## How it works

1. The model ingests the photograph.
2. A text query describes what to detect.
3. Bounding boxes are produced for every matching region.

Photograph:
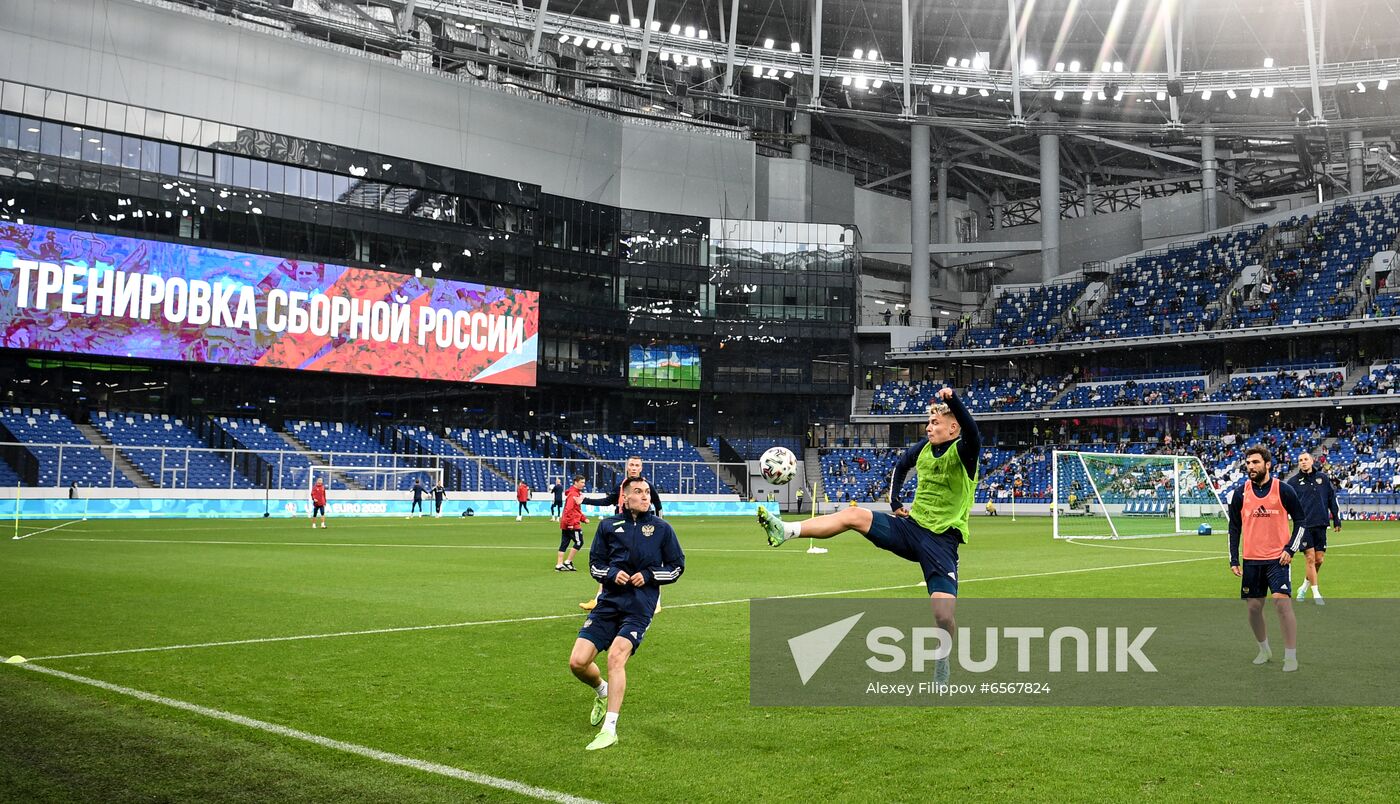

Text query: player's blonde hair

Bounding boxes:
[928,402,951,418]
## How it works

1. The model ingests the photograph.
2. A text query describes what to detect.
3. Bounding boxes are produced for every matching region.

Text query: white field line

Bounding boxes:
[41,537,790,554]
[30,553,1230,662]
[1067,536,1400,556]
[11,520,82,541]
[10,662,599,804]
[1065,539,1219,554]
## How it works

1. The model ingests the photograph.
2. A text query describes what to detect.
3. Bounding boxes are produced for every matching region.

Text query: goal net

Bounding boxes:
[1052,451,1227,540]
[309,465,444,493]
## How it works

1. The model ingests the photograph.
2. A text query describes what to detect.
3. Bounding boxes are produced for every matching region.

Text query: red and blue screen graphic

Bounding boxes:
[0,224,538,385]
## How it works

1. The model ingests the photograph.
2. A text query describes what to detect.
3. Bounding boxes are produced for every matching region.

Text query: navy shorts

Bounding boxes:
[312,504,325,517]
[559,528,583,551]
[1240,559,1292,599]
[578,603,651,654]
[1298,526,1328,552]
[864,512,961,595]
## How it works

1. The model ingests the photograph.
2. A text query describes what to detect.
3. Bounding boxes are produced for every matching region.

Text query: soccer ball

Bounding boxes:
[759,446,798,485]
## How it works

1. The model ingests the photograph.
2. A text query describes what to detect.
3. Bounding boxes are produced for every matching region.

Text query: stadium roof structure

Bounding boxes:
[165,0,1400,206]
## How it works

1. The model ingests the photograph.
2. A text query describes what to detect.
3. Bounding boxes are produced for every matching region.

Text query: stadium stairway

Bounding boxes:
[1041,382,1077,410]
[695,443,742,494]
[1343,363,1376,393]
[802,448,823,498]
[441,432,516,488]
[75,423,151,487]
[566,438,611,464]
[277,429,365,491]
[851,387,875,417]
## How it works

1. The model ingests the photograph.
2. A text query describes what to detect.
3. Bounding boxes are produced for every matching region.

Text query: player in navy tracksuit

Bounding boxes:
[578,455,664,612]
[567,476,684,751]
[1287,451,1341,604]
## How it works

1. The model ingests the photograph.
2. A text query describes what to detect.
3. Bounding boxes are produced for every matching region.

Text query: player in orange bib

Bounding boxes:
[1227,445,1306,672]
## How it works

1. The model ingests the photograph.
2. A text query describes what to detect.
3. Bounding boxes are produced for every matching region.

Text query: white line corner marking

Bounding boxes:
[788,612,864,685]
[13,662,599,804]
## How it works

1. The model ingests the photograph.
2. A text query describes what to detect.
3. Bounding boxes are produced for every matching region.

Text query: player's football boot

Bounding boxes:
[590,695,607,726]
[585,729,618,751]
[758,506,788,547]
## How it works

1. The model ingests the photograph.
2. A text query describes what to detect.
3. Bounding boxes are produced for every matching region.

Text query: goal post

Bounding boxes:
[1052,450,1228,540]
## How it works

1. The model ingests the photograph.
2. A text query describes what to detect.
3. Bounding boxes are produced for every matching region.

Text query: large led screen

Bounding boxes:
[0,224,538,385]
[628,344,700,389]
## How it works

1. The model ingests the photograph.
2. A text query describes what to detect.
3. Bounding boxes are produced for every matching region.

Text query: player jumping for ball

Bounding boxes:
[757,387,979,684]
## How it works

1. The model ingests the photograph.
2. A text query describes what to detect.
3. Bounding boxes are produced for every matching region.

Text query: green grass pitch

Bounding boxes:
[2,514,1398,802]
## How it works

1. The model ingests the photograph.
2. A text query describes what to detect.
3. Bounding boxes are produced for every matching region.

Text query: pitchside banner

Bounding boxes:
[0,224,538,385]
[751,599,1400,706]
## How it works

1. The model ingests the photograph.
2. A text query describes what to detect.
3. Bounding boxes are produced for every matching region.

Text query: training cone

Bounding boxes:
[4,656,27,664]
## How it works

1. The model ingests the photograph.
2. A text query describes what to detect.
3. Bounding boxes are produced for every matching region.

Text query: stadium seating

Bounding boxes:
[1329,423,1400,502]
[963,282,1085,348]
[1068,228,1261,340]
[721,437,803,461]
[1054,377,1208,409]
[1210,369,1346,401]
[1368,293,1400,318]
[97,411,254,489]
[0,457,20,486]
[0,408,135,488]
[908,325,959,351]
[391,425,500,492]
[1229,197,1400,328]
[871,376,1067,415]
[212,417,321,490]
[452,429,557,491]
[818,448,914,503]
[287,420,386,467]
[1353,363,1399,395]
[574,434,723,494]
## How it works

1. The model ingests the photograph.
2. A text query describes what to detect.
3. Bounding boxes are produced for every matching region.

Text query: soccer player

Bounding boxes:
[310,477,327,529]
[556,474,588,572]
[567,477,684,750]
[578,456,665,611]
[757,387,979,684]
[550,478,565,522]
[516,480,531,521]
[1228,445,1307,672]
[409,479,425,519]
[432,481,447,518]
[1288,451,1340,605]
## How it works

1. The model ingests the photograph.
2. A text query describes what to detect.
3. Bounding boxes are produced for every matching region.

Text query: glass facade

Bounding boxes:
[0,79,856,435]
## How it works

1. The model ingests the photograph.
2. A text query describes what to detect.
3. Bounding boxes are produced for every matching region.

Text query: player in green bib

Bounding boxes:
[757,387,979,683]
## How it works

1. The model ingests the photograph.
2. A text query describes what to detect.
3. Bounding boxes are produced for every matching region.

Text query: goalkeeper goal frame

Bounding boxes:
[1051,450,1228,540]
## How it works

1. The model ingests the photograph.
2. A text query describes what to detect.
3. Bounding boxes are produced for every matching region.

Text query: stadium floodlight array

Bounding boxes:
[1051,451,1227,540]
[310,465,444,494]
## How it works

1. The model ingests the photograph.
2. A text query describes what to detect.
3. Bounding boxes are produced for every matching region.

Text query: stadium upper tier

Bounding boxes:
[868,359,1399,416]
[893,192,1400,358]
